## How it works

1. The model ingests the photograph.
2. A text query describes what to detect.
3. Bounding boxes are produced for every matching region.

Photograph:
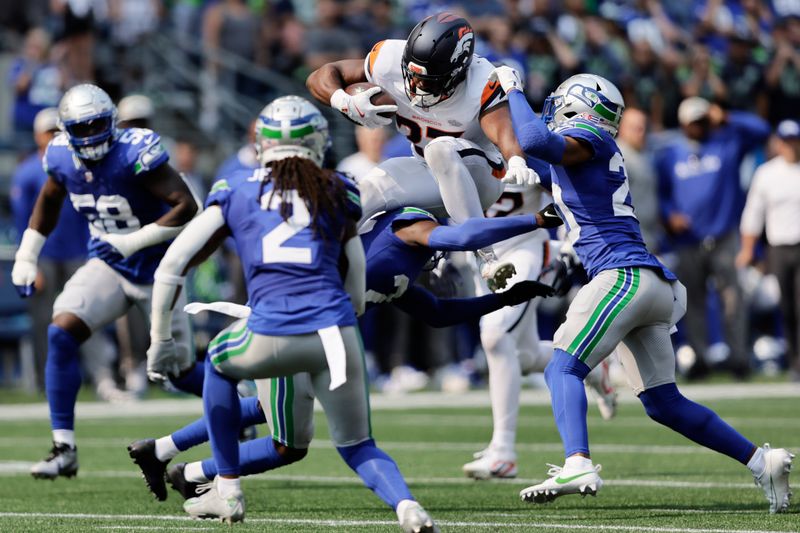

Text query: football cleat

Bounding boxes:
[30,442,78,480]
[167,463,211,500]
[462,449,518,480]
[127,438,169,501]
[753,444,794,514]
[397,499,439,533]
[477,249,516,292]
[585,360,617,421]
[183,477,245,524]
[520,462,603,504]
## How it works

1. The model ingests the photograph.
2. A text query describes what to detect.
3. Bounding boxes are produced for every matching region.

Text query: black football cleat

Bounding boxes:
[128,439,169,501]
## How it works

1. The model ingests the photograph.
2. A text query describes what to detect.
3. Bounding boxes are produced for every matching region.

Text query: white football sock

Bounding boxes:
[52,429,75,448]
[565,455,593,470]
[424,141,484,222]
[747,446,766,477]
[216,476,241,498]
[484,330,520,455]
[154,436,179,462]
[184,461,209,483]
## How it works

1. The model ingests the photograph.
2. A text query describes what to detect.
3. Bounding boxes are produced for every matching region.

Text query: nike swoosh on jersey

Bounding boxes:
[554,471,595,484]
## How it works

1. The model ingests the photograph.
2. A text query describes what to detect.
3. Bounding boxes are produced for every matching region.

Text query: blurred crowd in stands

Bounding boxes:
[1,0,799,399]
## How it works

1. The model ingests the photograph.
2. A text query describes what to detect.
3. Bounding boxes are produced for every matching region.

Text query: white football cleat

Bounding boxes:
[462,449,518,480]
[520,462,603,504]
[183,477,245,524]
[397,500,439,533]
[30,442,78,480]
[477,249,516,292]
[585,360,617,421]
[753,444,794,514]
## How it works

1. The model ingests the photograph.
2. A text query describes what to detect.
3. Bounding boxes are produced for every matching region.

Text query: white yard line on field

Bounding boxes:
[0,463,757,489]
[0,437,796,457]
[0,382,798,421]
[0,512,795,533]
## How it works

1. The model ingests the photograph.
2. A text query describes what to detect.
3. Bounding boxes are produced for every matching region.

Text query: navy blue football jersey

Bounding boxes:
[547,118,675,280]
[43,128,172,283]
[359,207,438,310]
[206,168,361,335]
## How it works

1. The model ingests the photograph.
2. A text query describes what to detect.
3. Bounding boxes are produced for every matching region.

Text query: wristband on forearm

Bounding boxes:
[16,228,46,263]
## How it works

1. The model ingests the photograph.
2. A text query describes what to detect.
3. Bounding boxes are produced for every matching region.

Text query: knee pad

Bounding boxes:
[274,441,308,464]
[544,349,590,387]
[638,383,681,426]
[423,136,460,168]
[480,327,507,355]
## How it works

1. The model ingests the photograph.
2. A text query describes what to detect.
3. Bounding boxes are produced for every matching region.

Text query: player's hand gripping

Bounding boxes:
[146,338,181,384]
[489,65,524,94]
[498,280,555,307]
[535,203,564,229]
[502,155,538,186]
[11,256,37,298]
[330,86,397,129]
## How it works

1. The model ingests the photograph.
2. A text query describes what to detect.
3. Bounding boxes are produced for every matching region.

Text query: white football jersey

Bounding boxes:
[364,39,507,168]
[485,183,550,254]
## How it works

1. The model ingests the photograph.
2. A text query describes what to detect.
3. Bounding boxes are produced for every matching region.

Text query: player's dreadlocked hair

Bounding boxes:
[260,156,347,238]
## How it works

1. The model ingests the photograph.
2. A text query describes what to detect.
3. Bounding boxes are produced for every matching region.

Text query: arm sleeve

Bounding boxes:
[727,111,770,152]
[740,169,767,236]
[393,285,505,328]
[427,214,539,251]
[150,206,226,341]
[342,235,366,316]
[508,90,566,163]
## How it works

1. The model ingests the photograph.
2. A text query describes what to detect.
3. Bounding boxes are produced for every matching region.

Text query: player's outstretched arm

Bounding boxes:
[395,204,562,251]
[490,67,593,166]
[480,103,539,186]
[11,176,68,297]
[393,282,554,328]
[148,206,230,382]
[100,163,199,258]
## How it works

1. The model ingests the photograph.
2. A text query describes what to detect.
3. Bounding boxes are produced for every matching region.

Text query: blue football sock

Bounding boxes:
[544,349,591,458]
[170,361,205,397]
[172,396,266,451]
[337,439,413,510]
[46,325,83,431]
[203,361,240,476]
[639,383,756,464]
[201,437,294,479]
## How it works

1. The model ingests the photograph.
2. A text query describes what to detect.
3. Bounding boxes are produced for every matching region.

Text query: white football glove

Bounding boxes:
[330,87,397,129]
[99,232,135,258]
[489,66,524,94]
[502,155,538,186]
[146,338,181,384]
[11,256,38,297]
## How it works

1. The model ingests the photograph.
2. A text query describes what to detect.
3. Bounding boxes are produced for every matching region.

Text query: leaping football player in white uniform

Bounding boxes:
[307,12,538,291]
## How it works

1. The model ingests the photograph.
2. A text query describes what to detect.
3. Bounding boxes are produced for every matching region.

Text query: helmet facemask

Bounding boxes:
[61,112,117,161]
[401,59,465,109]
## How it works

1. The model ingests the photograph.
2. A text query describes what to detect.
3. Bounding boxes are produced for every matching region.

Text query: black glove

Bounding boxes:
[498,280,555,307]
[538,253,577,297]
[536,203,564,229]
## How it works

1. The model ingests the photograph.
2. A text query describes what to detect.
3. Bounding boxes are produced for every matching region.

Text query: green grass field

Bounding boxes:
[0,391,798,532]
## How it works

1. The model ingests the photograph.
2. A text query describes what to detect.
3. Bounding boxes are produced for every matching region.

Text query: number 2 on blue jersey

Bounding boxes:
[260,190,312,264]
